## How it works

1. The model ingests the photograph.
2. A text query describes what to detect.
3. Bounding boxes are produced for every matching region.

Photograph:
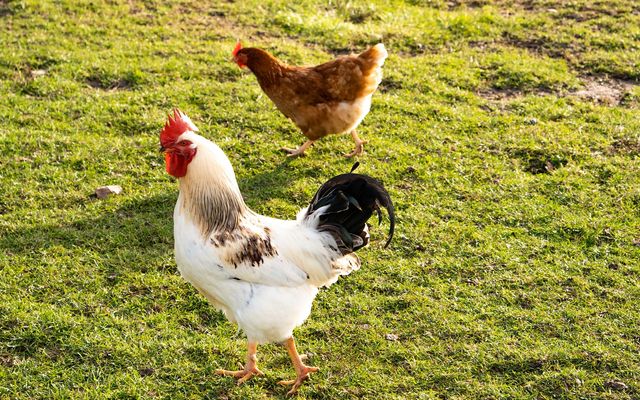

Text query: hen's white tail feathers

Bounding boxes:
[359,43,388,68]
[370,43,388,67]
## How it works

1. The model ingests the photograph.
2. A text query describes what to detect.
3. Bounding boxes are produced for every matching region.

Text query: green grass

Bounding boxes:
[1,0,640,398]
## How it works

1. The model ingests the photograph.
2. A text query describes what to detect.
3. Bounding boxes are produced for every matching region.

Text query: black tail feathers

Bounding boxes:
[306,165,395,254]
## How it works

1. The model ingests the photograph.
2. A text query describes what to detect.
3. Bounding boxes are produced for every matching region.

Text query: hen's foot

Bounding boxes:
[215,365,264,385]
[281,139,314,158]
[281,146,308,158]
[344,139,367,158]
[278,365,320,395]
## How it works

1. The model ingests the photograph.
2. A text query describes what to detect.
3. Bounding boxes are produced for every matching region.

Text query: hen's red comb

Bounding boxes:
[232,41,242,57]
[160,109,198,148]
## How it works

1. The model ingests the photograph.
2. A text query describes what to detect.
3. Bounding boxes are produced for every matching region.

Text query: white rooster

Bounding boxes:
[159,110,394,394]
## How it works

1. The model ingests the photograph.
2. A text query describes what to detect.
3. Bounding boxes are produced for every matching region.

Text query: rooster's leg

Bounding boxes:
[344,130,367,158]
[278,336,319,395]
[281,140,314,157]
[215,341,264,384]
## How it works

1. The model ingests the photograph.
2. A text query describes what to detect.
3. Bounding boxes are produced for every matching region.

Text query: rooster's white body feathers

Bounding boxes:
[172,133,359,343]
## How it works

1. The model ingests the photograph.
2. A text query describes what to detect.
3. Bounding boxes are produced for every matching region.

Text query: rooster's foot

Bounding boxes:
[278,365,319,395]
[215,365,264,384]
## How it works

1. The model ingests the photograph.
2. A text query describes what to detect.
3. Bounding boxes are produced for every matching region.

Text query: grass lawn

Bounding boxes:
[1,0,640,398]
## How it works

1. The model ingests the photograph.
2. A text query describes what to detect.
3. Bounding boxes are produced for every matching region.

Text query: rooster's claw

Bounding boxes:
[215,366,264,384]
[278,365,319,395]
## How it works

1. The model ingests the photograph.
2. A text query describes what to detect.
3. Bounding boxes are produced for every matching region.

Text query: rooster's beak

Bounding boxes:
[159,145,166,153]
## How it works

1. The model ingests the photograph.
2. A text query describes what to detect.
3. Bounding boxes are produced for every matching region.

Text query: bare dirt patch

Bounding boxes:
[0,353,17,367]
[608,137,640,156]
[379,77,404,93]
[501,32,585,61]
[566,4,629,21]
[477,88,537,101]
[86,78,133,91]
[447,0,543,11]
[477,76,638,107]
[475,88,529,113]
[573,77,637,106]
[511,148,569,175]
[0,0,13,17]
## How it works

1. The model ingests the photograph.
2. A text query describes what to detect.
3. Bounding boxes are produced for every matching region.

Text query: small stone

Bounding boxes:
[525,117,538,125]
[95,185,123,199]
[385,333,399,341]
[575,378,583,386]
[605,380,628,391]
[30,69,47,78]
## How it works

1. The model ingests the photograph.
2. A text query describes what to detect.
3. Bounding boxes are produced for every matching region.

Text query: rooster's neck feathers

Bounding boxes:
[179,178,246,236]
[177,133,247,236]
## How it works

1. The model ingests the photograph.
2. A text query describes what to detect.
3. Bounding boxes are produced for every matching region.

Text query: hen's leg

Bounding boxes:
[278,337,319,395]
[344,130,367,158]
[281,140,314,157]
[215,342,264,384]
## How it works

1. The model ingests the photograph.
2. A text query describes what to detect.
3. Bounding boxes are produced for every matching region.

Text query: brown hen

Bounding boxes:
[233,43,388,157]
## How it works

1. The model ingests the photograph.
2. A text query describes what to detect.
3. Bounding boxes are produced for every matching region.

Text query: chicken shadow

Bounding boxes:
[237,159,326,209]
[1,192,177,260]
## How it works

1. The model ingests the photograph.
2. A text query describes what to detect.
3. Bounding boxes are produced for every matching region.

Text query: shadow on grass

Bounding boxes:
[0,193,176,257]
[238,158,324,207]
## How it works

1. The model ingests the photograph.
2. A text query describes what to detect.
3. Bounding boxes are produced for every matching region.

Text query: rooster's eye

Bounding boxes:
[178,140,189,146]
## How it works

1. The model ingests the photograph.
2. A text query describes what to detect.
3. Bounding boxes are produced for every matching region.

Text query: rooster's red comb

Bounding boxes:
[232,41,242,57]
[160,109,198,148]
